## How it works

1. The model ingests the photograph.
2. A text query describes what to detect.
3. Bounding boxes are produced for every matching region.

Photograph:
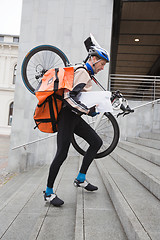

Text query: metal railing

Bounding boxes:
[12,134,56,150]
[109,74,160,101]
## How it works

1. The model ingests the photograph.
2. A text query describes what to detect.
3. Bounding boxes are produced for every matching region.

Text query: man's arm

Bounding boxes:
[63,84,89,115]
[63,68,91,115]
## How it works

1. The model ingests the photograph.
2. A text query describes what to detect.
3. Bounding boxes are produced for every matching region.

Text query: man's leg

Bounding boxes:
[47,108,77,188]
[74,117,103,174]
[44,108,78,206]
[73,117,102,191]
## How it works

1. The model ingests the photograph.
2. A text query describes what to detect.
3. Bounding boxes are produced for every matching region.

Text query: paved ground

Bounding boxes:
[0,135,15,187]
[0,135,10,158]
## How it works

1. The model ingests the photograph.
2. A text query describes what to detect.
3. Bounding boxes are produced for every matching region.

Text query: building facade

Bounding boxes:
[0,34,19,135]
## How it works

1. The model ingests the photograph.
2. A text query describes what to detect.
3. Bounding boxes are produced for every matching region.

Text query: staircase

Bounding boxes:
[96,132,160,240]
[0,133,160,239]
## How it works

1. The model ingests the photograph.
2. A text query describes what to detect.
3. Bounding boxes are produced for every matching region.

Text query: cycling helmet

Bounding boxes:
[89,46,109,62]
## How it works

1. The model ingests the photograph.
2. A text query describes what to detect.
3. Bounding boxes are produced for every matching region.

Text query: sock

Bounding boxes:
[76,172,86,182]
[45,187,54,196]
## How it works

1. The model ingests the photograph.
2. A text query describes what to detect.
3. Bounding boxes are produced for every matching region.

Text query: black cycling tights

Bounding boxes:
[47,107,103,188]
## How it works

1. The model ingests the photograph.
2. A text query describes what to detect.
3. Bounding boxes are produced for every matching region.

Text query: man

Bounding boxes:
[44,41,109,207]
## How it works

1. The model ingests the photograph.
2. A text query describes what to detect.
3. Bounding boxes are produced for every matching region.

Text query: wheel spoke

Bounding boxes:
[72,113,119,158]
[22,45,69,94]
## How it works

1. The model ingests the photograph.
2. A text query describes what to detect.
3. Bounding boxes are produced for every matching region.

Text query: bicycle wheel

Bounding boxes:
[72,112,120,158]
[21,45,70,94]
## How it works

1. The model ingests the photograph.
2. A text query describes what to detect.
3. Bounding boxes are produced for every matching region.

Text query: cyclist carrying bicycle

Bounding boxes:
[44,35,110,206]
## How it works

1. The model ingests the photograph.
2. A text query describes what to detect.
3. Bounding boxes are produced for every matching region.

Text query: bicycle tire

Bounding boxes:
[21,45,70,94]
[72,112,120,158]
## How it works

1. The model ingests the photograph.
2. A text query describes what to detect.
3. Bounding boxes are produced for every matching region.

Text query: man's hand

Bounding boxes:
[88,105,100,117]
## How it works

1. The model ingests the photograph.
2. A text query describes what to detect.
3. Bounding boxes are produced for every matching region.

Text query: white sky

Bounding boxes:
[0,0,23,35]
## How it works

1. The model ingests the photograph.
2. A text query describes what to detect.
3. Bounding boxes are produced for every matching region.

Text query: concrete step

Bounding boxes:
[0,167,45,210]
[0,156,127,240]
[126,136,160,150]
[119,140,160,166]
[111,146,160,200]
[35,157,78,240]
[139,132,160,141]
[0,158,78,240]
[96,156,160,240]
[75,159,127,240]
[0,165,50,239]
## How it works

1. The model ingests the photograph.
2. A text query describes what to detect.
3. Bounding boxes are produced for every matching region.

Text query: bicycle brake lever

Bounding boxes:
[117,105,134,118]
[117,112,124,118]
[123,108,134,117]
[117,104,129,117]
[123,111,131,117]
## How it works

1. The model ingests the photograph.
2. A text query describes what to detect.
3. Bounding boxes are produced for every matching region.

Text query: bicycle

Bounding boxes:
[21,44,133,158]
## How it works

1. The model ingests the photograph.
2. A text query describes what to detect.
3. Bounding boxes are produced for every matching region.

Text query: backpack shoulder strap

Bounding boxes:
[74,65,92,77]
[54,68,59,91]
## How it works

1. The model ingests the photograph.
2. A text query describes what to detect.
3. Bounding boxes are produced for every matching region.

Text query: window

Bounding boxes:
[13,64,17,84]
[8,102,14,126]
[0,36,4,42]
[13,37,19,43]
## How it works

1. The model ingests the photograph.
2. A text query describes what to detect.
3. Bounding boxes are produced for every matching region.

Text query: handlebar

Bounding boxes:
[111,90,134,118]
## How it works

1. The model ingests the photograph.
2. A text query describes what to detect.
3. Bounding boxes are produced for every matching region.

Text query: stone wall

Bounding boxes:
[116,100,160,140]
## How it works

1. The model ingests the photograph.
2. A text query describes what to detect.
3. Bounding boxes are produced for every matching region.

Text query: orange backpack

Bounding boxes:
[34,67,74,133]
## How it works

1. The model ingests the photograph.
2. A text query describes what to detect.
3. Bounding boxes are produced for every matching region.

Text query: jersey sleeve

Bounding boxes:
[63,68,92,115]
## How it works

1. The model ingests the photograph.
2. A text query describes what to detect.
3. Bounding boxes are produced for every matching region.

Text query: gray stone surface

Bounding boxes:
[0,156,128,240]
[0,157,78,239]
[75,159,127,240]
[0,135,10,158]
[96,157,160,240]
[116,100,160,140]
[139,131,160,141]
[111,146,160,200]
[126,136,160,150]
[0,135,15,187]
[119,140,160,166]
